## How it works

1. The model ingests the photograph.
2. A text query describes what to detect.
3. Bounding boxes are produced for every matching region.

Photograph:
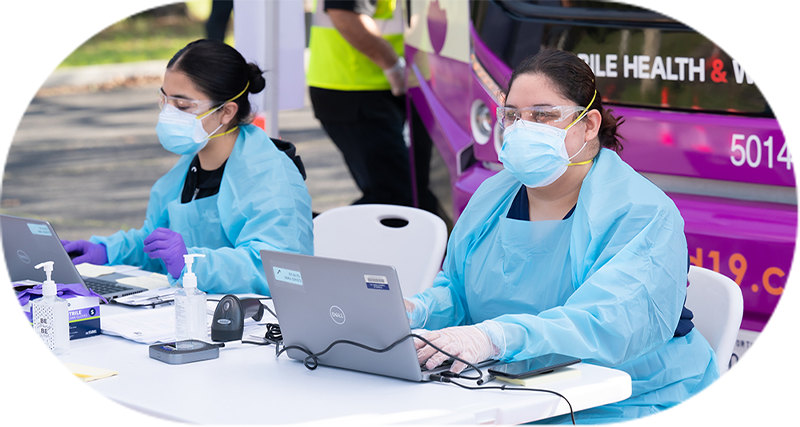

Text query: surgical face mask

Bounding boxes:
[155,81,250,156]
[498,91,596,188]
[155,103,224,155]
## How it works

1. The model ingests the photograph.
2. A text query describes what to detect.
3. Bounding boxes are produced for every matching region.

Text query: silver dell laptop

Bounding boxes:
[1,214,146,301]
[261,249,493,382]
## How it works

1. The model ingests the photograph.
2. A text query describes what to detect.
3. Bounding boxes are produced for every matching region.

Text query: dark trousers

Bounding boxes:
[409,102,443,216]
[310,87,413,206]
[205,0,233,41]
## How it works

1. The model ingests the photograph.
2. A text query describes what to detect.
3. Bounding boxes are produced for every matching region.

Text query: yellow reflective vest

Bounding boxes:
[307,0,404,91]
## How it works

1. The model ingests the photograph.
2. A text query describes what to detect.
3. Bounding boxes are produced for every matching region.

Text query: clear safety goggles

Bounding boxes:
[496,105,587,130]
[157,89,220,116]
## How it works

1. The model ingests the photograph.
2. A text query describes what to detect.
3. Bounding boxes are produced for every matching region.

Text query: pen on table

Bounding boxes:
[112,287,177,307]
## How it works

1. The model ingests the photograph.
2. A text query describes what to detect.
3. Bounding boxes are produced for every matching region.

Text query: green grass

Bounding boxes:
[0,0,222,71]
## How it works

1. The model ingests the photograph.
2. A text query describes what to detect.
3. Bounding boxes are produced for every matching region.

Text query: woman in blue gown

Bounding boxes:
[405,49,719,423]
[61,40,313,295]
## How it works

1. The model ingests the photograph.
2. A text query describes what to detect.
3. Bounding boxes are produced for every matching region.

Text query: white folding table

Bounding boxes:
[57,301,631,425]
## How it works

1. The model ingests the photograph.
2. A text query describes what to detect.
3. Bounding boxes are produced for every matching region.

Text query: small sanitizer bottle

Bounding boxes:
[175,254,207,350]
[31,261,69,355]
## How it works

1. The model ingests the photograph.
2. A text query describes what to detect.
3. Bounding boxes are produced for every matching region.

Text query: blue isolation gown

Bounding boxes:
[407,148,719,423]
[90,124,314,295]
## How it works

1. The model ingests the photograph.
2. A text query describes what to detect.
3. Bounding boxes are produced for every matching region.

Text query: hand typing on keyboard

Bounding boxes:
[415,326,497,374]
[420,357,454,371]
[61,239,108,265]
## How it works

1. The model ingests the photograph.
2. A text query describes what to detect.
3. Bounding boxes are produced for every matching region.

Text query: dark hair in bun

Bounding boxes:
[246,62,267,94]
[168,39,266,125]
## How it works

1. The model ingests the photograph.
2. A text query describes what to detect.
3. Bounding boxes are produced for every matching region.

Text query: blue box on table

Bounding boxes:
[0,280,100,342]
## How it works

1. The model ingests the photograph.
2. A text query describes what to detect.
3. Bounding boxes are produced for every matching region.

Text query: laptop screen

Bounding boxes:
[262,249,425,381]
[1,214,84,285]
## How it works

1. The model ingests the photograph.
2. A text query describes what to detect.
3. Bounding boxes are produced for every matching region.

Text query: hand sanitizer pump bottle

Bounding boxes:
[31,261,69,355]
[175,254,207,350]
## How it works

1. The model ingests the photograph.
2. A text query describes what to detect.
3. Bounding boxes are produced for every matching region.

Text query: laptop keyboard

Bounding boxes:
[421,358,454,372]
[83,276,132,296]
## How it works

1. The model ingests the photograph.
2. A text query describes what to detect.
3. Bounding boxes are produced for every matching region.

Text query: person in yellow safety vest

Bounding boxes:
[307,0,414,207]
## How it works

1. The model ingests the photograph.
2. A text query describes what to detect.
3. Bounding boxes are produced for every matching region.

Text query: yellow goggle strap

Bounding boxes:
[196,81,251,120]
[208,125,239,140]
[564,90,598,167]
[564,89,598,130]
[567,158,594,167]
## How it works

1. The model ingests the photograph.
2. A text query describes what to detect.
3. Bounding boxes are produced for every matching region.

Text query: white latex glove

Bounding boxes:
[415,325,497,374]
[383,56,406,97]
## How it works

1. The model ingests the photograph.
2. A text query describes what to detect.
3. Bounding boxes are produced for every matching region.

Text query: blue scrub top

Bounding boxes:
[408,149,718,422]
[91,124,314,295]
[508,184,695,338]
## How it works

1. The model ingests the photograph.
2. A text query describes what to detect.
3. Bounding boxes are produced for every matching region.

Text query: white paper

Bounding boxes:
[100,301,274,345]
[111,264,149,276]
[75,263,115,277]
[100,306,179,344]
[116,273,169,290]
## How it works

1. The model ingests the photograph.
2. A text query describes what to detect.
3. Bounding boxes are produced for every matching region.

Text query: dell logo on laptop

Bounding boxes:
[329,306,346,325]
[17,250,30,264]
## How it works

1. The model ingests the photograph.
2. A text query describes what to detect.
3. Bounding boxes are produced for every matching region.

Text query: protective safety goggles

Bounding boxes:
[157,81,250,118]
[496,105,587,130]
[157,89,220,116]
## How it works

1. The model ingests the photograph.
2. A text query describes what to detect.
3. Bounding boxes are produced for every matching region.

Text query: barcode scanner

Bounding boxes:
[211,295,265,342]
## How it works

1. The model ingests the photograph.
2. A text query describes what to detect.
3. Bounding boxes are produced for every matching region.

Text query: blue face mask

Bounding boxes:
[498,92,596,188]
[155,103,223,156]
[155,81,249,156]
[499,120,589,188]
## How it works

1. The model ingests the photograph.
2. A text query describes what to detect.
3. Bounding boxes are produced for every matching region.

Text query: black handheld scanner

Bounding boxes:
[210,295,265,342]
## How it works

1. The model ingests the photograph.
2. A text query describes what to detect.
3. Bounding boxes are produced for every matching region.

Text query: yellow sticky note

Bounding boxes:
[39,363,117,382]
[495,366,582,387]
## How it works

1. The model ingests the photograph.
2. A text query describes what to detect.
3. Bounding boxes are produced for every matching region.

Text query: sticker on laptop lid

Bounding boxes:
[27,223,52,237]
[273,267,303,286]
[365,275,389,291]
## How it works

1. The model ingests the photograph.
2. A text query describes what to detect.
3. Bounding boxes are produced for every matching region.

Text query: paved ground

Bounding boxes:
[1,76,361,241]
[0,84,776,427]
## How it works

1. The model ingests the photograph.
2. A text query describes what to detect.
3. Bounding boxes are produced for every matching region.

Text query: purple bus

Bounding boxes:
[404,0,795,367]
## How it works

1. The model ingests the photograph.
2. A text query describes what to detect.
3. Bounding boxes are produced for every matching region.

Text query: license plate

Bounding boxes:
[722,329,798,402]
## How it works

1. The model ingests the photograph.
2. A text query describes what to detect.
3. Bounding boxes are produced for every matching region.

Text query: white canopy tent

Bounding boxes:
[233,0,307,138]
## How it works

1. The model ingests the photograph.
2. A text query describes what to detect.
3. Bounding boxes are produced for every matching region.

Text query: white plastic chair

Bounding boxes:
[686,265,744,375]
[313,204,447,298]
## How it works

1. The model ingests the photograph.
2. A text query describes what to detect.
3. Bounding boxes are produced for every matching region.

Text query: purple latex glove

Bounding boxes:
[61,239,108,265]
[143,227,188,279]
[17,282,107,305]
